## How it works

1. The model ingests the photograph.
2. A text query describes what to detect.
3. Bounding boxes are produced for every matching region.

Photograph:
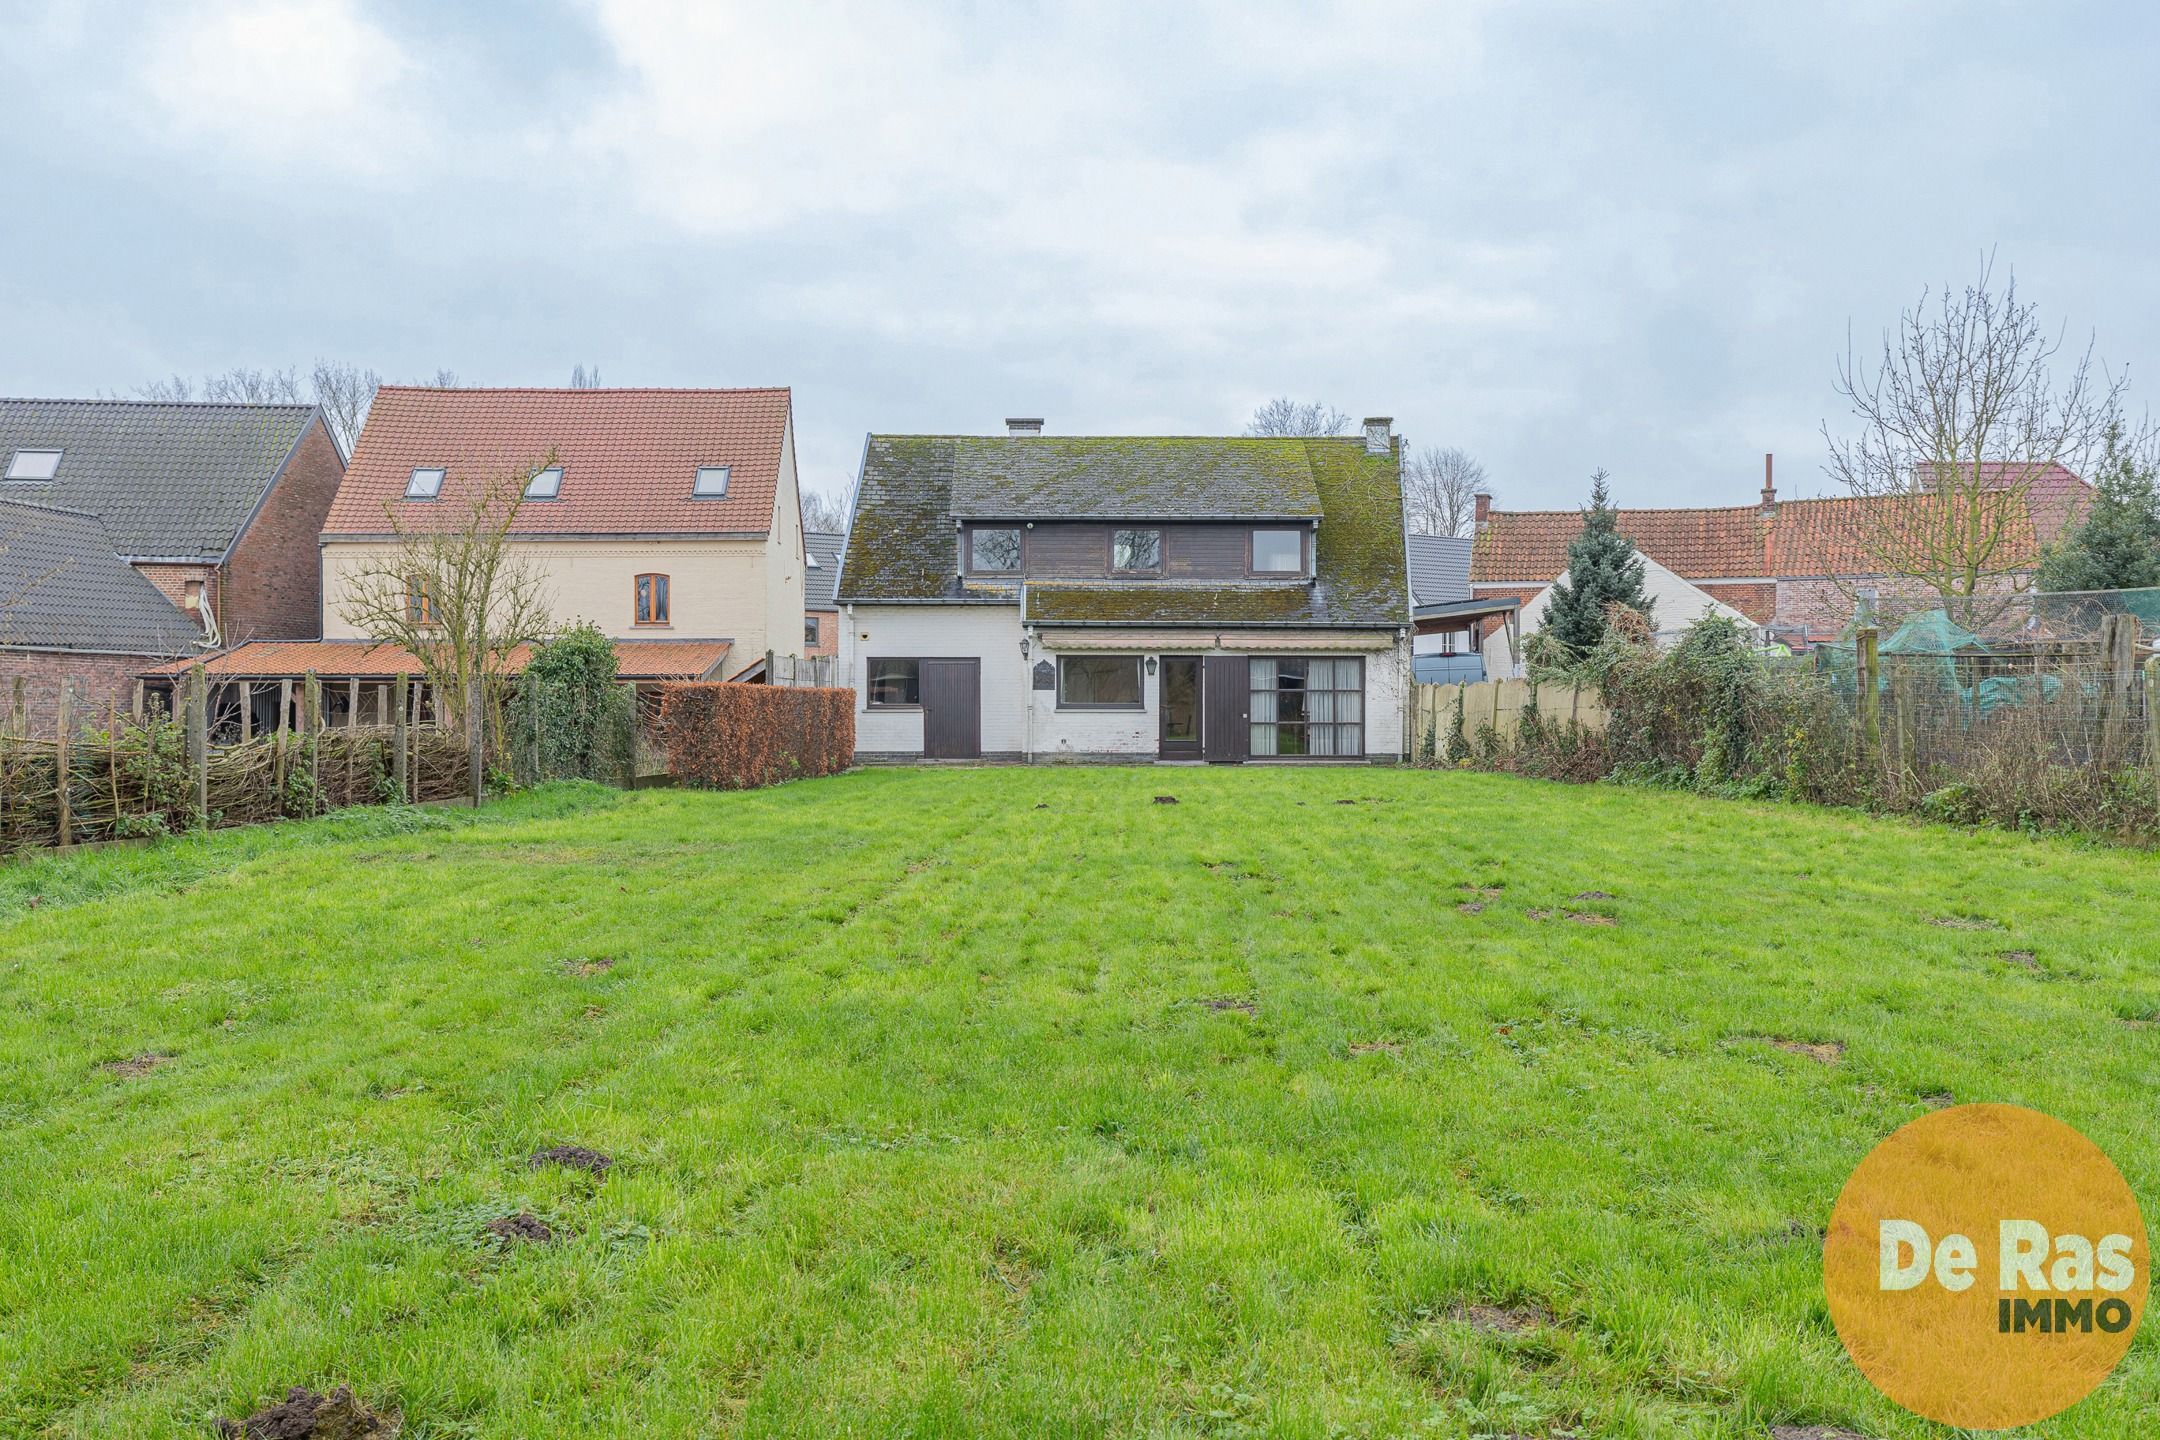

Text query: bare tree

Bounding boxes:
[137,367,306,404]
[570,363,603,389]
[800,478,855,534]
[310,360,382,457]
[1403,445,1487,537]
[334,453,558,734]
[1246,397,1351,437]
[1819,260,2127,626]
[425,369,461,388]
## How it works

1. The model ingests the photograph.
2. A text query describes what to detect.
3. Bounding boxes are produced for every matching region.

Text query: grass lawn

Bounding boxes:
[1,768,2156,1438]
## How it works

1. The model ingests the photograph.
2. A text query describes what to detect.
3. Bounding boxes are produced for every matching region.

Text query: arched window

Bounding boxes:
[635,573,670,626]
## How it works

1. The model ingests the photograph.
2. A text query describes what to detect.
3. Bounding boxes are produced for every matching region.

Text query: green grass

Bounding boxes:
[1,769,2155,1438]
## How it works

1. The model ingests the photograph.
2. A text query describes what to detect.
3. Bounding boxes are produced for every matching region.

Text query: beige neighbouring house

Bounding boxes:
[148,385,810,733]
[321,385,806,677]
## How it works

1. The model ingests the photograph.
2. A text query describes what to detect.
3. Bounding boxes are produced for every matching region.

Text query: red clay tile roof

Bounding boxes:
[1473,473,2086,585]
[143,638,732,681]
[321,387,790,537]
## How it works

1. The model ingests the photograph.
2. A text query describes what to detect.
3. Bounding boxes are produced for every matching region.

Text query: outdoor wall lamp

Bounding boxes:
[1145,656,1157,675]
[1019,637,1031,658]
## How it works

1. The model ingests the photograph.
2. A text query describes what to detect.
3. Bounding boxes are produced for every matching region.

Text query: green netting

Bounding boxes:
[1881,609,1985,656]
[2033,586,2160,638]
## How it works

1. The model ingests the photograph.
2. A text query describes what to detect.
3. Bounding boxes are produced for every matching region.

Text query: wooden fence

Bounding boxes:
[1411,679,1610,755]
[0,668,472,857]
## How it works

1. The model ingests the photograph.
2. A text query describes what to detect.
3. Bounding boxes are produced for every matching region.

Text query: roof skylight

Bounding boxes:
[524,466,562,500]
[405,467,445,499]
[693,465,730,497]
[4,449,61,481]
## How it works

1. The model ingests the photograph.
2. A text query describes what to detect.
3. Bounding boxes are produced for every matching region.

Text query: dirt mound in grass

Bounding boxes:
[1457,901,1486,914]
[1152,795,1179,805]
[563,957,615,976]
[1768,1427,1872,1440]
[102,1053,171,1079]
[485,1212,553,1243]
[217,1386,394,1439]
[528,1145,612,1176]
[1999,949,2038,969]
[1765,1036,1845,1065]
[1196,995,1257,1015]
[1572,889,1614,900]
[1447,1300,1551,1334]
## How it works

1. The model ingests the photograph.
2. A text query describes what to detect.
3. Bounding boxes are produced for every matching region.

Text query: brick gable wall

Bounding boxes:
[223,418,345,642]
[0,650,163,734]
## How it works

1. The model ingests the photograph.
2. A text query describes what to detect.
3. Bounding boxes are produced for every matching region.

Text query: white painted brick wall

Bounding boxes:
[841,602,1409,760]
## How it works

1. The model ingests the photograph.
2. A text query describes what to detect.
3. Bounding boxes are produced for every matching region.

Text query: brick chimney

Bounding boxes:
[1006,417,1044,436]
[1472,490,1493,532]
[1760,453,1777,517]
[1361,416,1393,455]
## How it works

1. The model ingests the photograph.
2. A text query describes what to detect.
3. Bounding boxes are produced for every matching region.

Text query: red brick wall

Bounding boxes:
[1699,582,1776,623]
[805,611,838,657]
[0,650,160,734]
[223,417,345,642]
[134,563,219,636]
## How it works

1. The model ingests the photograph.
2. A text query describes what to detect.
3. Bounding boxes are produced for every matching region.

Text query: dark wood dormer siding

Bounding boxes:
[961,522,1307,581]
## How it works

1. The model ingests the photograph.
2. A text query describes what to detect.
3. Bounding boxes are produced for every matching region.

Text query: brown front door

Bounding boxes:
[1158,655,1202,758]
[920,658,981,759]
[1201,655,1247,763]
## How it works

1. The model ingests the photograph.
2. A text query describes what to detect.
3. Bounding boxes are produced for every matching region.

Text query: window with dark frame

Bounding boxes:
[635,572,670,626]
[1251,528,1303,573]
[1112,528,1161,572]
[1057,654,1143,709]
[867,658,921,707]
[693,465,731,497]
[1249,657,1363,756]
[804,616,821,647]
[970,527,1022,572]
[405,466,445,499]
[524,465,562,499]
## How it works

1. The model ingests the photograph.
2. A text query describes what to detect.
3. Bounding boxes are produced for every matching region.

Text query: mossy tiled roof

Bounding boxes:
[951,437,1321,519]
[1025,583,1322,626]
[838,434,1409,628]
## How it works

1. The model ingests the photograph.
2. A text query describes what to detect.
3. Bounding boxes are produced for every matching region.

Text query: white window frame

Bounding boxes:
[4,449,61,481]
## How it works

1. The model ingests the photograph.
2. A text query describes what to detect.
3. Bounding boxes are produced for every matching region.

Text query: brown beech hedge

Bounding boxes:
[655,683,855,790]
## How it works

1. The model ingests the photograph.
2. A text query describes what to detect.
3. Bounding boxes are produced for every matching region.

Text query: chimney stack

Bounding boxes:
[1361,416,1394,455]
[1473,490,1493,530]
[1760,453,1777,516]
[1006,417,1044,436]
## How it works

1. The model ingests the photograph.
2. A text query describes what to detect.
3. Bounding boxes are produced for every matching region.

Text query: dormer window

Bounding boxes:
[405,467,445,499]
[970,527,1021,573]
[1251,528,1304,574]
[4,449,60,481]
[524,466,562,500]
[693,465,730,497]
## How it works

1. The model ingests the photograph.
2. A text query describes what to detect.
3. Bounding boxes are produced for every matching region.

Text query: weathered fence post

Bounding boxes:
[304,670,322,816]
[392,673,411,802]
[2145,655,2160,803]
[54,683,72,847]
[2100,615,2136,764]
[467,682,485,808]
[1856,626,1881,775]
[187,662,209,827]
[1890,666,1914,792]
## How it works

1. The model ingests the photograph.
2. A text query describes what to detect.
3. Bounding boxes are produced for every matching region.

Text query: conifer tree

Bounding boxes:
[2034,426,2160,592]
[1542,469,1654,652]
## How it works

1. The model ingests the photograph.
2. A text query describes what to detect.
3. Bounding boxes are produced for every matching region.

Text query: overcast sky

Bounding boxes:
[5,0,2156,512]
